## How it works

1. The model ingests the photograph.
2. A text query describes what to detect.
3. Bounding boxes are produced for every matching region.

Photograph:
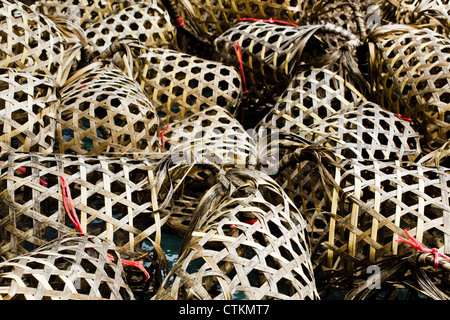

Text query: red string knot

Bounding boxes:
[173,16,184,28]
[159,123,170,149]
[396,229,450,268]
[395,114,412,122]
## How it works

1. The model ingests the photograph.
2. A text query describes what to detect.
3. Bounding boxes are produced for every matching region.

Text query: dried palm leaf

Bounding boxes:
[378,0,450,36]
[304,0,365,36]
[345,251,450,300]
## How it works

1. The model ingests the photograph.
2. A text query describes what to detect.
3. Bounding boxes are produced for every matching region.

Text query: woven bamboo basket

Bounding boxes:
[258,64,366,135]
[34,0,134,29]
[255,40,368,163]
[213,21,363,106]
[276,152,450,273]
[154,168,319,300]
[377,0,450,36]
[0,0,77,86]
[0,151,166,259]
[55,63,161,156]
[366,24,450,150]
[133,48,242,123]
[213,20,316,98]
[300,101,422,162]
[160,106,259,234]
[85,0,176,58]
[0,233,134,300]
[0,68,58,154]
[176,0,308,37]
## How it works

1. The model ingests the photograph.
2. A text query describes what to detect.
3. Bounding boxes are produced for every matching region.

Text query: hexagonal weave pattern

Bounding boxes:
[368,25,450,149]
[134,48,242,123]
[85,0,176,56]
[156,168,319,300]
[55,63,161,156]
[0,151,161,258]
[300,101,422,162]
[0,68,58,154]
[0,234,134,300]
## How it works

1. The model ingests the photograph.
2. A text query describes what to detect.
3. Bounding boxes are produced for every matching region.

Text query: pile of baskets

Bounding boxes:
[0,0,449,300]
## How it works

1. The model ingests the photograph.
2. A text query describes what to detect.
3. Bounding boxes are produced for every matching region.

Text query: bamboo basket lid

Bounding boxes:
[0,68,58,154]
[155,168,319,300]
[300,101,422,162]
[85,0,176,58]
[367,24,450,150]
[0,0,77,86]
[55,63,162,156]
[0,151,165,259]
[0,233,134,300]
[134,48,242,124]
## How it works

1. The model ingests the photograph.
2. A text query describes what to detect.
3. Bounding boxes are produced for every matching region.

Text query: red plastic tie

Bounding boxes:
[173,16,184,28]
[239,17,299,27]
[396,229,450,268]
[13,166,48,186]
[230,218,259,229]
[159,123,170,149]
[232,41,248,123]
[232,41,248,97]
[107,253,150,281]
[60,176,86,236]
[395,114,412,122]
[60,176,150,281]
